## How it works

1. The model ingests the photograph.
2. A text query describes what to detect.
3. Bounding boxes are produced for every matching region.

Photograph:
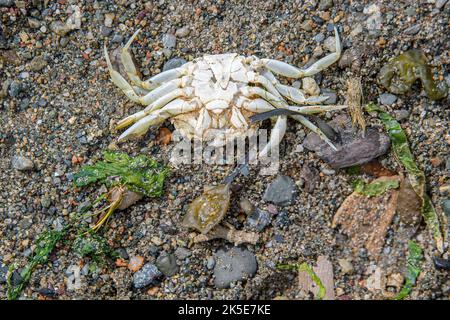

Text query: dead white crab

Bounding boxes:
[104,28,346,157]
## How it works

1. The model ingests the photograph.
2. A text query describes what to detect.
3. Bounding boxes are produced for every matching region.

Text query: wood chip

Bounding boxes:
[193,225,259,245]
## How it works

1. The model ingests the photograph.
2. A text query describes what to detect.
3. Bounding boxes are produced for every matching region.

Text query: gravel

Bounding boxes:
[0,0,447,301]
[213,247,257,289]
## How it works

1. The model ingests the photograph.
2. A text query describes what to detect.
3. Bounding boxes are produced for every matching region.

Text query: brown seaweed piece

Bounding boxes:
[378,49,448,100]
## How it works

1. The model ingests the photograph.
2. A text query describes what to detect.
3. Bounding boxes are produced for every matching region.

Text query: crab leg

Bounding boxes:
[139,76,192,105]
[258,115,287,158]
[241,87,287,109]
[118,98,200,141]
[276,83,330,104]
[116,87,194,129]
[288,104,347,114]
[290,114,337,150]
[260,70,329,104]
[120,29,145,88]
[241,98,275,113]
[260,27,341,78]
[104,43,141,103]
[132,86,149,96]
[141,67,187,91]
[247,72,282,98]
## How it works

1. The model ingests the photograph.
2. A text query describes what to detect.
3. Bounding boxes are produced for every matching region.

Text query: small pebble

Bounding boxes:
[156,252,179,276]
[133,264,161,289]
[162,57,187,72]
[319,0,333,10]
[324,36,336,52]
[175,26,190,38]
[162,33,176,49]
[379,93,397,105]
[8,80,21,97]
[247,208,271,232]
[314,33,325,43]
[206,256,215,270]
[174,247,192,260]
[11,155,34,171]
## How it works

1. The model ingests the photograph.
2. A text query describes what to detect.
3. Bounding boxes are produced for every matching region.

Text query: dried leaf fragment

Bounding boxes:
[333,176,400,260]
[155,127,172,145]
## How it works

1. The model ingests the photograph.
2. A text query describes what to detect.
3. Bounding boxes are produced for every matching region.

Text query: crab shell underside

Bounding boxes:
[105,28,346,155]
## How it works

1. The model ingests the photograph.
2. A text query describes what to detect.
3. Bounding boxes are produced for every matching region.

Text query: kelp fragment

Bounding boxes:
[366,103,444,253]
[73,150,169,197]
[352,176,400,197]
[378,49,448,100]
[182,184,231,234]
[394,241,423,300]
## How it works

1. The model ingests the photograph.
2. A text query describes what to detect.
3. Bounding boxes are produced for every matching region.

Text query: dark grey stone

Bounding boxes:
[263,175,297,206]
[156,252,179,276]
[163,57,187,72]
[213,247,257,289]
[247,209,271,232]
[322,89,338,105]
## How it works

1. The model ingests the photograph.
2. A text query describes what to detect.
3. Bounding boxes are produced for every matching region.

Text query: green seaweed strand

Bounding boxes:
[352,178,399,197]
[365,103,444,253]
[394,241,423,300]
